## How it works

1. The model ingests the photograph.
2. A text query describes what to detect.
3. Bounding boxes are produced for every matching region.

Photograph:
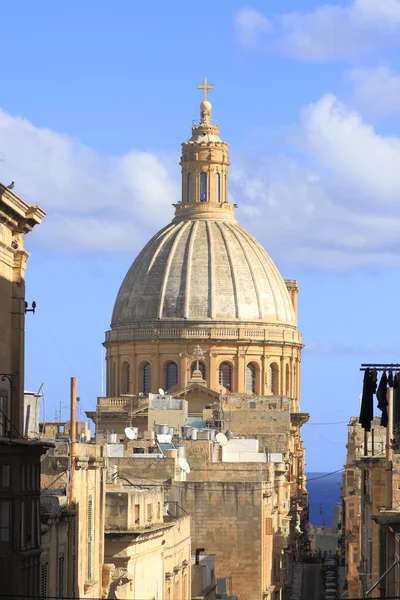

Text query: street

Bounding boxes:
[301,564,324,600]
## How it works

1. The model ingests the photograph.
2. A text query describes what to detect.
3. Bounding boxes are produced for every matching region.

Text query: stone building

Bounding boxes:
[0,182,53,598]
[342,417,388,598]
[40,441,107,599]
[90,81,308,600]
[104,480,191,599]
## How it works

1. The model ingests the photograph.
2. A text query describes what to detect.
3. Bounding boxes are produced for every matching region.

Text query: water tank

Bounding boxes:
[166,449,178,459]
[108,433,117,444]
[181,426,192,439]
[177,446,186,458]
[168,426,175,437]
[191,428,198,440]
[155,424,169,435]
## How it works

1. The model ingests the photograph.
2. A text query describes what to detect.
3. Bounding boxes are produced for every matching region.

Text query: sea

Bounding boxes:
[306,471,343,527]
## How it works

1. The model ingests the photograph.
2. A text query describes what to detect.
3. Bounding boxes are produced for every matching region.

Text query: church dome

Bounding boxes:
[112,216,295,328]
[111,79,296,332]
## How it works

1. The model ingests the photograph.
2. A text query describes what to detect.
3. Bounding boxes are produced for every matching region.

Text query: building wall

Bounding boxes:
[178,481,264,600]
[40,442,106,599]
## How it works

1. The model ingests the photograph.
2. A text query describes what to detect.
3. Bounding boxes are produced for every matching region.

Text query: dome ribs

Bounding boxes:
[146,223,177,275]
[157,221,190,320]
[205,221,215,319]
[226,223,263,320]
[215,221,240,320]
[239,227,294,324]
[183,221,199,319]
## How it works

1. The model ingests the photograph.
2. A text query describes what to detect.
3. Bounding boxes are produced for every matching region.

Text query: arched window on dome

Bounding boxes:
[200,172,207,202]
[187,173,192,203]
[165,362,178,391]
[215,173,221,203]
[141,362,151,395]
[121,361,131,394]
[219,362,232,391]
[285,364,290,397]
[269,363,279,395]
[112,362,116,396]
[246,363,257,394]
[191,361,206,381]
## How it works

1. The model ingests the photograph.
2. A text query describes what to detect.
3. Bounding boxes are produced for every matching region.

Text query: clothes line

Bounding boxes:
[360,363,400,372]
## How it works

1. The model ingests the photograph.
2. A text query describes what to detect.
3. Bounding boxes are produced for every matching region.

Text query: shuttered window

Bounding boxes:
[58,553,64,598]
[40,560,48,599]
[87,495,93,582]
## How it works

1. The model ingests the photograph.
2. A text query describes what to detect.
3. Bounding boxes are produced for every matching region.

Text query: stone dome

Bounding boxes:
[111,217,296,329]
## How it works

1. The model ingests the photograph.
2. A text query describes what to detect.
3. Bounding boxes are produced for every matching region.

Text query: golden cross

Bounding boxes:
[197,77,214,102]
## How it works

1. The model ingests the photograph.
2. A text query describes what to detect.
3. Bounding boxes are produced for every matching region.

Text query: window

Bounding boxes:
[147,503,153,522]
[0,501,10,551]
[215,173,221,202]
[112,362,116,396]
[0,393,9,436]
[270,363,279,394]
[121,361,130,394]
[191,361,206,381]
[135,504,140,524]
[0,465,10,488]
[157,502,161,520]
[187,173,192,203]
[40,560,48,599]
[246,363,256,393]
[142,362,151,394]
[87,495,93,582]
[265,517,272,535]
[200,172,207,201]
[165,362,178,390]
[285,364,290,396]
[219,363,232,391]
[58,552,65,599]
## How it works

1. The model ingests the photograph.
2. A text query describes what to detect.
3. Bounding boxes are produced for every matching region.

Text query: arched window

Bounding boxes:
[187,173,192,203]
[200,172,207,202]
[112,362,116,396]
[142,362,151,395]
[246,363,256,394]
[285,364,290,397]
[191,361,206,381]
[270,363,279,395]
[165,362,178,390]
[219,362,232,391]
[121,361,130,393]
[215,173,221,202]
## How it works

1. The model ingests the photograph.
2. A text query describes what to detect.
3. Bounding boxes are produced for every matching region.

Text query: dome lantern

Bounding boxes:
[176,78,233,222]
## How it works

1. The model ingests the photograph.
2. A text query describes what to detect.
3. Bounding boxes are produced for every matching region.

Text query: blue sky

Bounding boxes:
[2,0,400,470]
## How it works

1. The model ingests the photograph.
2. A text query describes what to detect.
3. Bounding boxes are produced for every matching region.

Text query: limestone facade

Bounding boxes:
[40,442,107,599]
[104,482,191,600]
[0,182,51,598]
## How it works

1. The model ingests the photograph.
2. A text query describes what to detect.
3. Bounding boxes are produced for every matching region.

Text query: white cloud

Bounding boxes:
[2,100,400,270]
[235,0,400,60]
[347,66,400,118]
[234,7,272,50]
[0,108,180,255]
[231,94,400,270]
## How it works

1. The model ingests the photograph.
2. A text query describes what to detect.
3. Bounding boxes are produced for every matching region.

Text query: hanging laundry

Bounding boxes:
[359,368,377,431]
[377,371,388,428]
[393,376,400,435]
[389,370,394,388]
[394,373,399,390]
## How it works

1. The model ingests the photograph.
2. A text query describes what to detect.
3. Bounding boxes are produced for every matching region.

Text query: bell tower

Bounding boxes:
[177,78,231,218]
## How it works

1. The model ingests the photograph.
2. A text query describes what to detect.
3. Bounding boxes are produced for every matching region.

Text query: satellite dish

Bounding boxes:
[178,457,190,473]
[216,432,228,446]
[125,427,136,440]
[158,388,165,396]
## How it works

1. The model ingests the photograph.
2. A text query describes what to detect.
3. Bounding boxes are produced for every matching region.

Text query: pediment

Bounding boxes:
[173,384,220,402]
